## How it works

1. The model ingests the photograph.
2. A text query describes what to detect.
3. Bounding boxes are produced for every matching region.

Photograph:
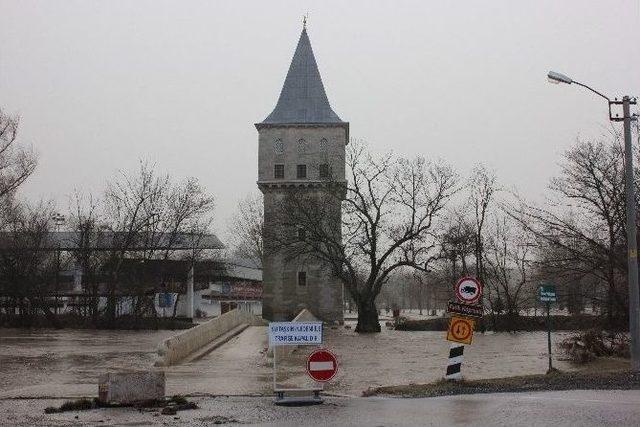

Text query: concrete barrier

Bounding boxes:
[155,308,265,366]
[98,371,165,404]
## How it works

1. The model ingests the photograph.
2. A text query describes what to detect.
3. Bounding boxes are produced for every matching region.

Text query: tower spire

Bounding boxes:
[260,26,343,125]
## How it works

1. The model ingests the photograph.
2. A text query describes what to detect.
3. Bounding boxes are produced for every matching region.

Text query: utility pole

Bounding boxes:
[622,96,640,371]
[547,71,639,370]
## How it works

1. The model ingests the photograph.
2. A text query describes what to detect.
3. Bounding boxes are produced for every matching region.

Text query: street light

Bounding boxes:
[547,70,640,371]
[50,212,66,315]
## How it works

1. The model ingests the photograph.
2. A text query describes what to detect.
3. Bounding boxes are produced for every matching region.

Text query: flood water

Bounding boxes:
[0,325,584,398]
[277,325,580,395]
[0,328,175,398]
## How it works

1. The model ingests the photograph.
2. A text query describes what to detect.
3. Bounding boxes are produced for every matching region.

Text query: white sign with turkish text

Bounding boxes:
[268,322,323,346]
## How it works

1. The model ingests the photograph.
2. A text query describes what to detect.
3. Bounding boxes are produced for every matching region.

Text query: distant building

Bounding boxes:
[256,26,345,322]
[197,259,262,317]
[0,231,262,319]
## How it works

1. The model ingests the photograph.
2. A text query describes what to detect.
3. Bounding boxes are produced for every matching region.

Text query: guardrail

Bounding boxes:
[155,307,265,366]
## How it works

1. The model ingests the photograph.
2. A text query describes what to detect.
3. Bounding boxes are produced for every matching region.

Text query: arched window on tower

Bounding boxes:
[298,138,307,153]
[274,138,284,154]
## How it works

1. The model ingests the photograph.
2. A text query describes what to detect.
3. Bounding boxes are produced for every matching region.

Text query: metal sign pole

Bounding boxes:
[546,301,552,371]
[269,321,327,405]
[273,345,277,392]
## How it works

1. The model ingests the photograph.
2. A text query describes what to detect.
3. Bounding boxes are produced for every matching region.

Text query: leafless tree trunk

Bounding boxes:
[272,141,457,332]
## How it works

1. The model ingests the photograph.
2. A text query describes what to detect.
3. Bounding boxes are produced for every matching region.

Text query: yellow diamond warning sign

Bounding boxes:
[446,316,475,345]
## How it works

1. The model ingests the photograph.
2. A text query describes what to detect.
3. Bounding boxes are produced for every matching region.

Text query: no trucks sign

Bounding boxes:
[454,277,483,304]
[445,277,484,380]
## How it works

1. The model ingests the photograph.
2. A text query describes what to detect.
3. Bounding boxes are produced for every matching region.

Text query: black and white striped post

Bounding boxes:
[444,277,483,381]
[445,343,464,380]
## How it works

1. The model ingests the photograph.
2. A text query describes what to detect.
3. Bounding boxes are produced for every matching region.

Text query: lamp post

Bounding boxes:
[50,212,66,315]
[548,71,640,371]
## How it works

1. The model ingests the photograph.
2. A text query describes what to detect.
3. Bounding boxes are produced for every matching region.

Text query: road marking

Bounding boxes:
[309,361,334,371]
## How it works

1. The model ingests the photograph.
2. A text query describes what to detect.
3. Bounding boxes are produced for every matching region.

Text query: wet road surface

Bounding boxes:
[2,390,639,426]
[166,325,270,396]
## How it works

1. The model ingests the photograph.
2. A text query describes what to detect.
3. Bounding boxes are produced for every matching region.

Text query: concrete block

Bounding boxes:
[98,371,165,404]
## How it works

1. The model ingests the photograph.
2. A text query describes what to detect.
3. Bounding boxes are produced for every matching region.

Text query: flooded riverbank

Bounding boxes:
[276,326,584,395]
[0,325,614,399]
[0,328,175,398]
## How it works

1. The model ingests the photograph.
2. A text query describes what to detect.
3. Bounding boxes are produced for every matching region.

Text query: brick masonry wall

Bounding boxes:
[258,125,346,323]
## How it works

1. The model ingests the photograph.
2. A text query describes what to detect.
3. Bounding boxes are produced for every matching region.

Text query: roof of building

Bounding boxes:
[260,27,345,125]
[0,231,224,251]
[220,257,262,282]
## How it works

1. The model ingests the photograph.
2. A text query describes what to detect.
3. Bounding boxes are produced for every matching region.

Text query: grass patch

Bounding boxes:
[45,398,99,414]
[362,370,640,398]
[44,395,198,414]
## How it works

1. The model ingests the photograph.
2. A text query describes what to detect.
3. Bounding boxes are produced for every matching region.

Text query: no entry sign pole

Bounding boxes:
[268,321,339,405]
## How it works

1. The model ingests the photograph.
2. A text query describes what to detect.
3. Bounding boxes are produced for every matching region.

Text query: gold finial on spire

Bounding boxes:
[303,13,308,29]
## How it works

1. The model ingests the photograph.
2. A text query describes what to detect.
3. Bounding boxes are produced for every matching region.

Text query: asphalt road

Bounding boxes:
[5,390,639,426]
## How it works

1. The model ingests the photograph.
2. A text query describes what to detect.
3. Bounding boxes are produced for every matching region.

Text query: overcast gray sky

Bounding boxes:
[1,1,639,240]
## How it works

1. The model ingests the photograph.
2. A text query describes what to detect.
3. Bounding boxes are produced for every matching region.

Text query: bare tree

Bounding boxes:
[67,191,107,323]
[483,216,535,325]
[511,136,628,326]
[101,162,215,326]
[469,164,497,285]
[0,202,60,327]
[0,109,38,200]
[227,192,263,266]
[439,213,475,282]
[273,142,457,332]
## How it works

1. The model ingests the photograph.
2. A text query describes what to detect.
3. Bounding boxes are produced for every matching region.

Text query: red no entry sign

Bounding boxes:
[307,349,338,382]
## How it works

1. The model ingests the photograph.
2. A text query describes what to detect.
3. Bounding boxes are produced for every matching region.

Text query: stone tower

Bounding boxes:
[256,26,347,322]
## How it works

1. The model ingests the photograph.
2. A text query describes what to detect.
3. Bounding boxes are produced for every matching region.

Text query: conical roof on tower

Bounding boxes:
[261,27,344,125]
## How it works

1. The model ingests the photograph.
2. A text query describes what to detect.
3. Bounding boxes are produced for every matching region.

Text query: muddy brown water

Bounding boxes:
[0,325,580,398]
[0,328,175,398]
[277,325,579,395]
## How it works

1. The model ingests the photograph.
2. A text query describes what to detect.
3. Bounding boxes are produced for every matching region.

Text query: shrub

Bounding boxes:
[558,329,630,363]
